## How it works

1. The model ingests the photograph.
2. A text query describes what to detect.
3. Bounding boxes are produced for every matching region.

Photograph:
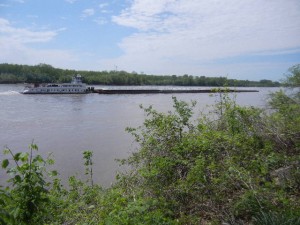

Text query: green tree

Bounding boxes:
[284,64,300,87]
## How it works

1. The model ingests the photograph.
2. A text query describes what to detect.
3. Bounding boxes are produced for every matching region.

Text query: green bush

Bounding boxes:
[0,144,56,224]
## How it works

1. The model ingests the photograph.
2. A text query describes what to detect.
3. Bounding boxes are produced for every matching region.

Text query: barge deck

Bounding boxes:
[92,89,259,94]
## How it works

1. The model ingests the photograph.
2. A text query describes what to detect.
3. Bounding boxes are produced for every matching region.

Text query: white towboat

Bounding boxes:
[22,74,88,94]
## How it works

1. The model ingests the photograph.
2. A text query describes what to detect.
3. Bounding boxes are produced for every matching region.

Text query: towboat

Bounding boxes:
[22,74,88,94]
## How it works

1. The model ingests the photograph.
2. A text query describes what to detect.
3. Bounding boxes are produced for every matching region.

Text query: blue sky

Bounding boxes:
[0,0,300,81]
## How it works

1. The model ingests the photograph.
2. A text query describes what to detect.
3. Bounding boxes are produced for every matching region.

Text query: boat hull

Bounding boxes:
[22,91,88,94]
[22,88,87,94]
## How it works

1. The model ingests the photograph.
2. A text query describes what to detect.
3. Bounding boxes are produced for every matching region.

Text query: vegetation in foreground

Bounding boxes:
[0,65,299,224]
[0,63,280,87]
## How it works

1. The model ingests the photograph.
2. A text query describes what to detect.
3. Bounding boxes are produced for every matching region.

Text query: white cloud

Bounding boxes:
[0,18,57,43]
[0,18,77,68]
[65,0,77,4]
[99,3,111,13]
[81,8,95,18]
[26,15,39,19]
[11,0,25,3]
[110,0,300,76]
[94,17,107,25]
[99,3,108,9]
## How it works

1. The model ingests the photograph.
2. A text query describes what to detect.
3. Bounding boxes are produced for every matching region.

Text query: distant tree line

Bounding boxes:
[0,63,281,87]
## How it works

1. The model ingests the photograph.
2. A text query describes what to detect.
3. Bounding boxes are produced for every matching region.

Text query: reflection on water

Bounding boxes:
[0,84,281,187]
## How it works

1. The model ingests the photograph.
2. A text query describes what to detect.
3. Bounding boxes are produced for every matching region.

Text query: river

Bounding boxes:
[0,84,280,187]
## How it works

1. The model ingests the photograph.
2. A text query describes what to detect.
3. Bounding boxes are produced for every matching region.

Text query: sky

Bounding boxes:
[0,0,300,81]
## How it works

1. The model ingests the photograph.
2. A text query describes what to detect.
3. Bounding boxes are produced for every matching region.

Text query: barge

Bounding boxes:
[93,89,259,94]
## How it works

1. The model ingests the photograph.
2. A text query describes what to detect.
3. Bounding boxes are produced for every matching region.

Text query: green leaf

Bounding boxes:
[3,148,10,155]
[19,152,28,162]
[1,159,9,169]
[50,170,58,177]
[14,152,21,161]
[14,175,21,183]
[30,143,38,151]
[33,155,44,163]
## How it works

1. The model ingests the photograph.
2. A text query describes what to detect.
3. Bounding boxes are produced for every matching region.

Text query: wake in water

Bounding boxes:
[0,91,21,96]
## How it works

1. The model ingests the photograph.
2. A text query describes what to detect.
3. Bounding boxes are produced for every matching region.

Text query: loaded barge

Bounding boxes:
[93,89,258,94]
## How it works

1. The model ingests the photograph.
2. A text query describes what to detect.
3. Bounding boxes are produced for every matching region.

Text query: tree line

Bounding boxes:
[0,63,281,87]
